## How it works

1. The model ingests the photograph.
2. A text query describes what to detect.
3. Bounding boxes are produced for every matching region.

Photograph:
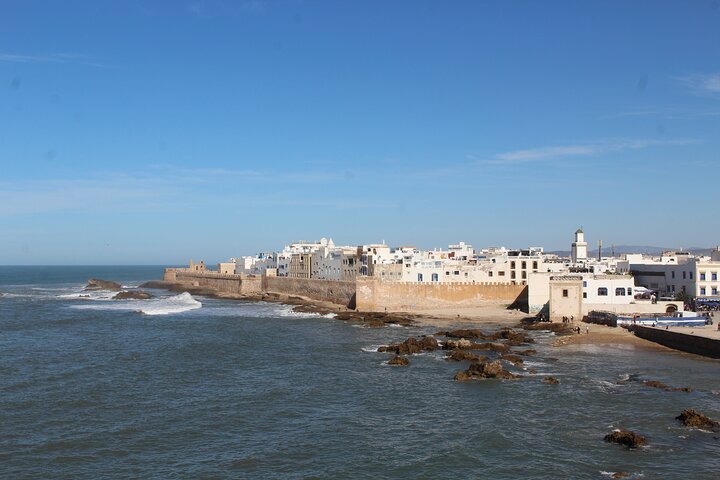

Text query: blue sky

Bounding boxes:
[1,0,719,264]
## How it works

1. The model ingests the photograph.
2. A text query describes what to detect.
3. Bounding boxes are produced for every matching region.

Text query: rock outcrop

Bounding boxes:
[453,360,521,381]
[445,350,488,363]
[542,377,560,385]
[85,279,122,291]
[604,429,647,448]
[642,380,692,393]
[522,322,575,336]
[676,409,719,430]
[387,356,409,366]
[378,336,439,355]
[113,290,154,300]
[500,354,524,366]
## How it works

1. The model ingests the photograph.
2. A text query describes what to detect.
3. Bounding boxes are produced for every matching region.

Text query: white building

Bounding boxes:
[571,228,588,264]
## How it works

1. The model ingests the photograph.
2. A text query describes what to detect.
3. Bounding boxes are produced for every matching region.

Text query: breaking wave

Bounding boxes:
[70,292,202,316]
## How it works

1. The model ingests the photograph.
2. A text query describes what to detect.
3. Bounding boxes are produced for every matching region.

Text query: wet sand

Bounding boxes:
[553,323,673,351]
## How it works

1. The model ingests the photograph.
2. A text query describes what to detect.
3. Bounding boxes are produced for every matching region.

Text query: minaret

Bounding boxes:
[571,228,588,263]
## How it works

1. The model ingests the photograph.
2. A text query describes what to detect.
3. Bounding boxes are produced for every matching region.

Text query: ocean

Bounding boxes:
[1,266,718,479]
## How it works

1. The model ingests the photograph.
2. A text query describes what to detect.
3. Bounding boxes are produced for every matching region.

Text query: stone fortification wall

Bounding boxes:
[166,269,262,295]
[356,278,527,311]
[631,326,720,359]
[262,276,356,308]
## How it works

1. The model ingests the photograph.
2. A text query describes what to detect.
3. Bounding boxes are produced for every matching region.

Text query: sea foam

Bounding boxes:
[70,292,202,316]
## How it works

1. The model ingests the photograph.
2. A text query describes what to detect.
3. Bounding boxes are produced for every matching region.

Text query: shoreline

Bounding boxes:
[141,279,720,359]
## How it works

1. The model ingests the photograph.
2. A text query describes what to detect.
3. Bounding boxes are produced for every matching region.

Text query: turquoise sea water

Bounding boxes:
[1,266,719,479]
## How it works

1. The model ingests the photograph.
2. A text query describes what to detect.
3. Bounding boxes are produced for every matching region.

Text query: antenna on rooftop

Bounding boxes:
[598,240,602,261]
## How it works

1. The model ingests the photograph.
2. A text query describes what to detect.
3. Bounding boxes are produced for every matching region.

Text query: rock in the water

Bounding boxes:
[454,360,521,381]
[514,349,537,356]
[611,473,629,478]
[388,356,409,366]
[85,279,122,291]
[604,430,646,448]
[542,377,560,385]
[676,409,720,430]
[446,350,488,363]
[523,322,575,336]
[437,328,492,339]
[445,338,473,349]
[642,380,692,393]
[113,290,154,300]
[418,336,439,351]
[381,336,439,355]
[500,353,524,366]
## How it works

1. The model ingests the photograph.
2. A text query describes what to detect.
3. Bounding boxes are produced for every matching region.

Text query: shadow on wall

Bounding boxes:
[506,286,529,311]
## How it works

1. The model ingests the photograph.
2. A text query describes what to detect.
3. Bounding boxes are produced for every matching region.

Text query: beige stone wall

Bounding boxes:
[263,275,356,308]
[549,279,583,321]
[355,277,527,311]
[168,269,262,295]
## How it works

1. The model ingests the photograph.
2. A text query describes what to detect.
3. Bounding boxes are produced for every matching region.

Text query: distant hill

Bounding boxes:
[546,245,713,257]
[549,245,666,257]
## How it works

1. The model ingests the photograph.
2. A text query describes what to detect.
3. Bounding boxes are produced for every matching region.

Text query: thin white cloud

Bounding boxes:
[485,139,699,165]
[0,52,107,68]
[676,73,720,96]
[603,108,720,120]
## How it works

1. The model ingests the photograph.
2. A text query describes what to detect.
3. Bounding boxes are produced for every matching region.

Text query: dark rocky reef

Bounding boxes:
[542,376,560,385]
[604,430,647,448]
[85,279,122,291]
[522,321,575,336]
[113,290,154,300]
[454,360,521,381]
[445,350,488,363]
[378,336,439,355]
[641,380,692,393]
[387,356,409,366]
[676,409,719,430]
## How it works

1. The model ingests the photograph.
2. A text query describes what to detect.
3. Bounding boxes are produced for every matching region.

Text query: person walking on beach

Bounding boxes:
[586,326,589,334]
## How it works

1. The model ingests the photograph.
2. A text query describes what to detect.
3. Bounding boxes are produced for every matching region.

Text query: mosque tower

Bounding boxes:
[571,228,588,263]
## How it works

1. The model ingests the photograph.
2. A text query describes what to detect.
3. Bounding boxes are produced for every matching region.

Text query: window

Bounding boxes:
[583,292,587,299]
[511,271,516,279]
[431,273,439,282]
[498,271,505,276]
[615,288,625,296]
[598,287,608,296]
[700,272,706,281]
[582,281,587,288]
[713,272,718,281]
[562,289,569,297]
[418,273,423,282]
[701,287,706,295]
[533,261,538,270]
[627,287,632,296]
[682,272,686,280]
[671,271,675,279]
[454,271,460,275]
[489,271,493,277]
[521,271,527,279]
[671,285,676,292]
[445,271,450,275]
[690,272,693,280]
[510,261,516,269]
[713,287,718,296]
[521,261,527,269]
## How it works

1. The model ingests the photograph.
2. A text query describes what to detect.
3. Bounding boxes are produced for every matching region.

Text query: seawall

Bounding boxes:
[355,277,527,311]
[630,326,720,359]
[164,268,528,312]
[262,276,356,308]
[164,269,262,295]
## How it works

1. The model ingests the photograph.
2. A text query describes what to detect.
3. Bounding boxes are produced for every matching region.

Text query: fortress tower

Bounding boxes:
[571,228,588,263]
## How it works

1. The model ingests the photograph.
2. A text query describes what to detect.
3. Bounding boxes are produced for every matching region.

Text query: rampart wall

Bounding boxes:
[355,278,527,311]
[262,276,356,308]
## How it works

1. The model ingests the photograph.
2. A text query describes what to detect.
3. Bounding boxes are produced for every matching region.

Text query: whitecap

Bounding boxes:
[70,292,201,316]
